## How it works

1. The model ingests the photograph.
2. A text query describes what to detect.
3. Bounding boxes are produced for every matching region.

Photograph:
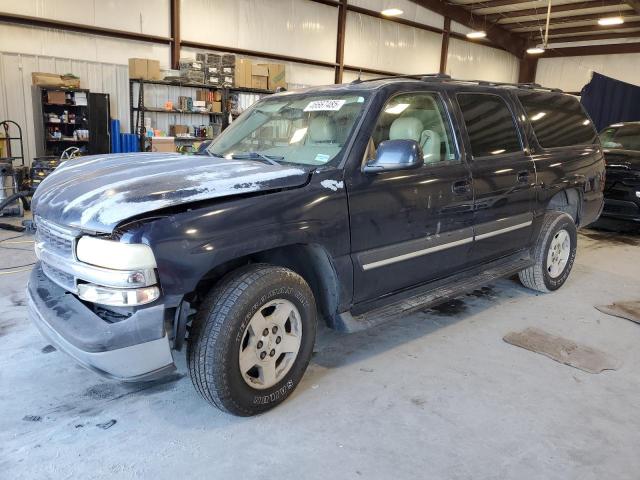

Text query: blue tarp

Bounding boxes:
[580,72,640,132]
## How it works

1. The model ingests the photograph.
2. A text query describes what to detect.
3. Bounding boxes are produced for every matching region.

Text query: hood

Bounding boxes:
[603,149,640,171]
[32,153,310,233]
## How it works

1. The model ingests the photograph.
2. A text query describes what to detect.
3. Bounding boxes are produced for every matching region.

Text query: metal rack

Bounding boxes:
[32,86,92,157]
[129,78,273,151]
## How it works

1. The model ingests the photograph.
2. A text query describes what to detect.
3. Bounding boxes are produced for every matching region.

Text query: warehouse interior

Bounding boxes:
[1,0,640,478]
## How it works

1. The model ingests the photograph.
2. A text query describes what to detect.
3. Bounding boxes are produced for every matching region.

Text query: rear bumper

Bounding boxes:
[27,264,175,382]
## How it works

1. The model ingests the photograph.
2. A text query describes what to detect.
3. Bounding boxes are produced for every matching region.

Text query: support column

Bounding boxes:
[170,0,181,70]
[439,17,451,74]
[335,0,347,83]
[518,57,539,84]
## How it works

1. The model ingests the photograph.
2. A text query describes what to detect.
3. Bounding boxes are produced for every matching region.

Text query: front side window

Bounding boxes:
[457,93,522,158]
[369,92,458,164]
[600,124,640,151]
[517,92,597,148]
[207,92,369,166]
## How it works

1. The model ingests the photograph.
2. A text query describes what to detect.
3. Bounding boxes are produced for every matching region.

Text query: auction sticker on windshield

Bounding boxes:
[304,99,346,112]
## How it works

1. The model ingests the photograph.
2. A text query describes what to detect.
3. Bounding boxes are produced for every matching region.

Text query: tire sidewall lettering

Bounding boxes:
[544,218,577,290]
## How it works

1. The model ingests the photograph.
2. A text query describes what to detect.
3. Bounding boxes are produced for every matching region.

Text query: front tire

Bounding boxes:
[519,212,577,293]
[187,264,317,416]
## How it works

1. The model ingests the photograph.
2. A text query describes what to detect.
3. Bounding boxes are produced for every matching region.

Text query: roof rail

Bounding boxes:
[348,73,563,93]
[350,73,450,84]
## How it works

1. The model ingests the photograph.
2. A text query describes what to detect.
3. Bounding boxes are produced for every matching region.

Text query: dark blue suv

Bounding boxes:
[28,75,605,415]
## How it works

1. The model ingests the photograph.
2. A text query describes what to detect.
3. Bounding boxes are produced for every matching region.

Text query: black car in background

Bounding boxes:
[599,122,640,226]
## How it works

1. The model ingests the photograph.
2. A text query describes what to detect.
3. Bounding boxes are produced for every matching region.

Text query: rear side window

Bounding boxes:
[518,92,597,148]
[457,93,522,158]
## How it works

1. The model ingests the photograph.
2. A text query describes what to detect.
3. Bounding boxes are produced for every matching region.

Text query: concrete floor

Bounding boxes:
[1,222,640,480]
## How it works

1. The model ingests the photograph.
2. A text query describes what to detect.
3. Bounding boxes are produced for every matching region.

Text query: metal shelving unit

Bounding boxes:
[129,78,273,151]
[32,86,90,157]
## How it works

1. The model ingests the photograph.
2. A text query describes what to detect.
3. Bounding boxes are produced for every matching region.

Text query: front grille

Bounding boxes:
[42,262,76,292]
[35,216,80,292]
[36,217,76,258]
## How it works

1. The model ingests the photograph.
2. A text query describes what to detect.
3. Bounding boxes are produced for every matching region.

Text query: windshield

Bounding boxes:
[206,92,369,166]
[600,124,640,151]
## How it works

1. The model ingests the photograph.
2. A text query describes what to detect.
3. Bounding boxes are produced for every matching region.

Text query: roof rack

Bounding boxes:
[349,73,563,93]
[350,73,451,84]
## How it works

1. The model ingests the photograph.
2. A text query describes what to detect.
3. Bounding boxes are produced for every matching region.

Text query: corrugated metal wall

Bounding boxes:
[536,54,640,92]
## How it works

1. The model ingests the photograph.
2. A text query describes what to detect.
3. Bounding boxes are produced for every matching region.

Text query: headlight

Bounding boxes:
[76,236,156,270]
[78,284,160,306]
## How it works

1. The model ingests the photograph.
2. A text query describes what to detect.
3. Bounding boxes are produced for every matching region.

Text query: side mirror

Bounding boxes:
[363,139,424,174]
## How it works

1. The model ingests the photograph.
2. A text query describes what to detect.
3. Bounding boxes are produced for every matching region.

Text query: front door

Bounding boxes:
[454,92,536,262]
[346,91,474,304]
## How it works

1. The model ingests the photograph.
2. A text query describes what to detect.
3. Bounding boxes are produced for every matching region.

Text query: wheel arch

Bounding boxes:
[545,187,582,225]
[186,243,342,328]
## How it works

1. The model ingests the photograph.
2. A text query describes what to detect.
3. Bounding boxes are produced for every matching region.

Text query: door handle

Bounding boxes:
[517,171,529,183]
[452,179,471,195]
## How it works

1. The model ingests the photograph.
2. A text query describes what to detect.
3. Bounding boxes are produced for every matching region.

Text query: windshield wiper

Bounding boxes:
[231,152,283,166]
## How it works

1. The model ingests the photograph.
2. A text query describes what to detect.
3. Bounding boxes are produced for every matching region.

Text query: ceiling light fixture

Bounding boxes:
[466,30,487,39]
[598,16,624,26]
[381,8,403,16]
[527,46,545,54]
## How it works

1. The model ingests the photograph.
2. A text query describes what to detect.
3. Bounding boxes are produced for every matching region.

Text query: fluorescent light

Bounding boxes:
[527,46,545,54]
[491,149,506,155]
[598,16,624,26]
[381,8,403,16]
[531,112,547,121]
[466,30,487,39]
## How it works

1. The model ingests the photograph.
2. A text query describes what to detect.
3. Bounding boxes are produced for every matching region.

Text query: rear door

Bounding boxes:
[454,91,536,263]
[346,90,474,304]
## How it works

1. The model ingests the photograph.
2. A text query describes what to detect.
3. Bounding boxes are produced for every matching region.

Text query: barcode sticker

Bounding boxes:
[304,100,346,112]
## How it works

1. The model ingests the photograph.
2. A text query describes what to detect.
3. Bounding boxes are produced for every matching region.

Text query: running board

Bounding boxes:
[335,255,533,333]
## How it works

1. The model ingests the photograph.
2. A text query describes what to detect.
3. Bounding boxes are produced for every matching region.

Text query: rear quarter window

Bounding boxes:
[517,92,598,148]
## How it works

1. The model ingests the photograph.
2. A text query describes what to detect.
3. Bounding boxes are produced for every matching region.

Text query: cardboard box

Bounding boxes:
[206,75,221,86]
[128,58,147,79]
[251,75,268,90]
[32,72,65,87]
[169,125,189,136]
[61,75,81,88]
[211,101,222,113]
[265,63,286,90]
[206,65,221,75]
[151,137,175,152]
[252,64,269,77]
[234,59,252,88]
[47,91,66,105]
[146,60,161,80]
[256,63,286,90]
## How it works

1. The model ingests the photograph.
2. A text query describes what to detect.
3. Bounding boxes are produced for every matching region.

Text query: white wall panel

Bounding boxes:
[0,0,170,36]
[348,0,444,30]
[536,54,640,92]
[446,38,519,83]
[0,52,131,165]
[181,0,338,63]
[344,12,442,73]
[0,24,169,66]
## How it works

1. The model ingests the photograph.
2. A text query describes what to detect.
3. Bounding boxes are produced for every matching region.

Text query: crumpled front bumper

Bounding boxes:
[27,263,175,382]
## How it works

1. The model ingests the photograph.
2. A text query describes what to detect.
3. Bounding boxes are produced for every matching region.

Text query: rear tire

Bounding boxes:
[187,264,316,416]
[519,212,577,293]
